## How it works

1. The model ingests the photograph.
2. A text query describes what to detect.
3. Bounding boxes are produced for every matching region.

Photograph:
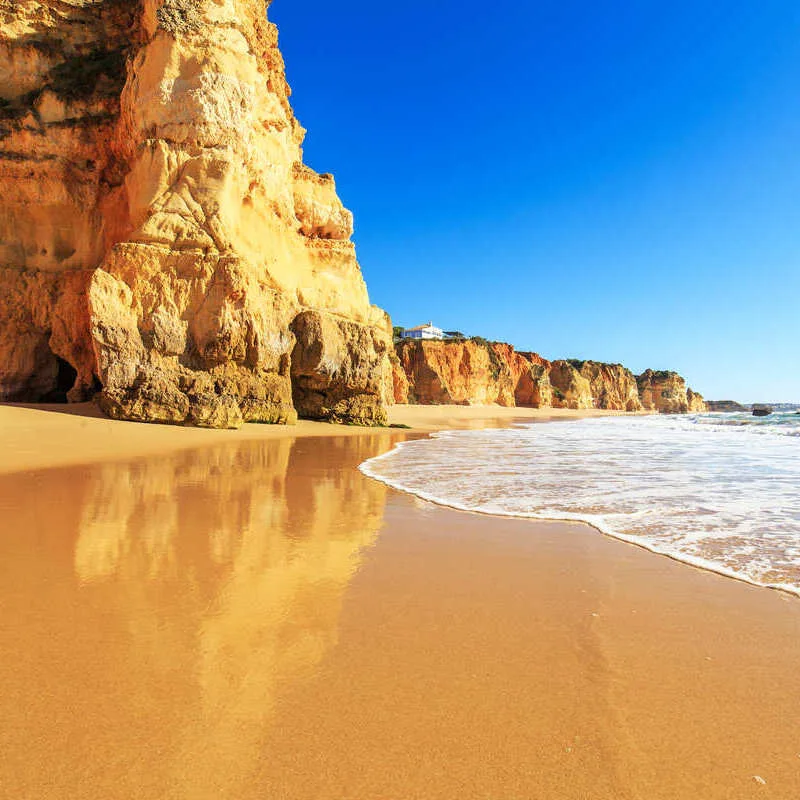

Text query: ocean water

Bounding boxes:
[361,412,800,595]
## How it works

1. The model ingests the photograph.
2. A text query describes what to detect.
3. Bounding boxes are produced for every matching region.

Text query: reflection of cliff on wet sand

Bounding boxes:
[0,433,396,800]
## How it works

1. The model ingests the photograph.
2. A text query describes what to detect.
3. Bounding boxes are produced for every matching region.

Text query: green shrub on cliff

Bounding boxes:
[469,337,505,380]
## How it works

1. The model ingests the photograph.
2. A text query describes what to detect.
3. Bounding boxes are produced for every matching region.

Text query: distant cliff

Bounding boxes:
[553,360,643,412]
[393,340,706,414]
[637,370,707,414]
[395,339,525,407]
[707,400,749,412]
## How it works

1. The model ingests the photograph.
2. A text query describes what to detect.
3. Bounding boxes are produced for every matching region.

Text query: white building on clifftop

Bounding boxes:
[401,322,445,340]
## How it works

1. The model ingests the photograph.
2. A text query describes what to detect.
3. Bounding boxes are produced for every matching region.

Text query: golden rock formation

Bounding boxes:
[637,369,708,414]
[390,350,410,405]
[0,0,390,426]
[491,342,549,406]
[393,340,706,413]
[515,351,555,407]
[548,360,594,410]
[686,387,708,413]
[573,360,643,412]
[396,339,519,407]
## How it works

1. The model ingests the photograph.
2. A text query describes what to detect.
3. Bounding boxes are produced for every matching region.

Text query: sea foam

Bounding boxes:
[360,413,800,595]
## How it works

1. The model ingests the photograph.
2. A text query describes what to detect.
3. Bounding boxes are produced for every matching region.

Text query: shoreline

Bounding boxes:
[0,401,634,476]
[3,399,791,598]
[2,400,793,601]
[361,435,800,601]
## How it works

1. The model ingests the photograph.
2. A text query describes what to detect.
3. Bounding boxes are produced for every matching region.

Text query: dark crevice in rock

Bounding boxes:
[48,48,127,103]
[39,357,78,403]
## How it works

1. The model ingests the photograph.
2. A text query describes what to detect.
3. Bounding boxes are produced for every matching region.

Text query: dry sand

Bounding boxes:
[0,403,798,799]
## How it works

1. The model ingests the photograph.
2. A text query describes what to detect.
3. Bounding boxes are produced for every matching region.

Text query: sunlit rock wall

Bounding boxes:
[0,0,390,426]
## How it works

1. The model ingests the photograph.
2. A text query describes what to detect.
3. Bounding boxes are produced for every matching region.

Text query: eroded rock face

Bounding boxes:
[637,370,707,414]
[548,360,594,410]
[0,268,95,402]
[489,342,545,408]
[0,0,390,427]
[396,339,520,407]
[686,388,708,413]
[515,352,554,408]
[572,361,643,412]
[390,352,410,405]
[395,340,556,409]
[392,341,705,414]
[290,310,390,426]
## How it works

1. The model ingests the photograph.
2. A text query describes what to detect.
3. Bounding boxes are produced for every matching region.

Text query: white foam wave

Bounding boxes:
[360,415,800,597]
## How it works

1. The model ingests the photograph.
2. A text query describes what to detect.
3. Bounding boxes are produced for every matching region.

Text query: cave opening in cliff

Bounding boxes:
[40,358,78,404]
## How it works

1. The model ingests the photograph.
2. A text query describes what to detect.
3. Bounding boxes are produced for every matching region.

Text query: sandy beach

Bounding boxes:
[0,401,622,475]
[1,403,799,799]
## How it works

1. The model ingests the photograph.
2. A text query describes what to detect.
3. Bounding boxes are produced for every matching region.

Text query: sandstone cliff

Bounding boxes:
[393,340,707,414]
[395,339,556,408]
[686,388,708,413]
[390,351,410,405]
[0,0,390,427]
[637,370,707,414]
[395,339,514,406]
[548,360,594,410]
[572,361,643,412]
[516,352,554,408]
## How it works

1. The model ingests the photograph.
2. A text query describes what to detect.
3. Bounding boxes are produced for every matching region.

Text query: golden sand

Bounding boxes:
[0,401,619,475]
[0,404,798,799]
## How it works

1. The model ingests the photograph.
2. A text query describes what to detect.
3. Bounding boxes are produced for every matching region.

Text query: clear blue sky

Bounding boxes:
[270,1,800,402]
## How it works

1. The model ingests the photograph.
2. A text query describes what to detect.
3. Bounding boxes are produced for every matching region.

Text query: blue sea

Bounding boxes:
[361,411,800,595]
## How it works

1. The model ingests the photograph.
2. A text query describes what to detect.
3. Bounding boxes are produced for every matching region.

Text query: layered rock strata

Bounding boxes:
[0,0,390,427]
[393,340,706,413]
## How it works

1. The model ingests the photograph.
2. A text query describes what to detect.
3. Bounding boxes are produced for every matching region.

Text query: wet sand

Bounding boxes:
[1,411,799,798]
[0,401,627,475]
